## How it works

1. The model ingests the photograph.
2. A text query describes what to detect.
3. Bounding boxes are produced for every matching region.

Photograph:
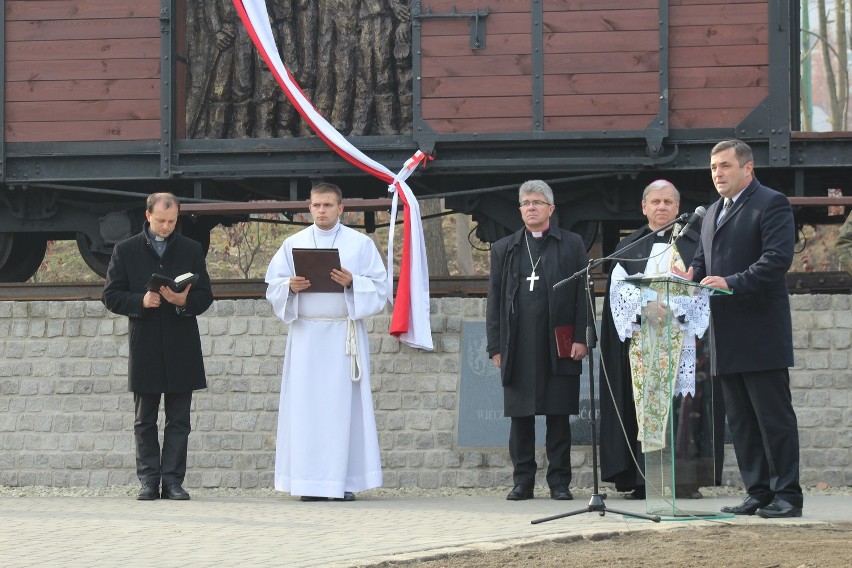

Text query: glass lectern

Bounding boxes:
[622,274,732,519]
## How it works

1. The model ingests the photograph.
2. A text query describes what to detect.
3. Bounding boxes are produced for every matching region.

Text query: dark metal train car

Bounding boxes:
[2,0,851,280]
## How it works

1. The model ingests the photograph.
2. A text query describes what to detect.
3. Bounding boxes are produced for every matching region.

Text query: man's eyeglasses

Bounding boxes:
[519,200,550,208]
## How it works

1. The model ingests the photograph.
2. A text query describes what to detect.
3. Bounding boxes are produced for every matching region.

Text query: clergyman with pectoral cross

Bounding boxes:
[485,179,589,502]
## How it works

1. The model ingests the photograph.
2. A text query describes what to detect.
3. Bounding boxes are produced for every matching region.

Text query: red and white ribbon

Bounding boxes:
[233,0,433,350]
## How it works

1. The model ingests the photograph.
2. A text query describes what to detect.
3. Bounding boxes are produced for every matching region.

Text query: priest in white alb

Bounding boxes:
[265,182,388,502]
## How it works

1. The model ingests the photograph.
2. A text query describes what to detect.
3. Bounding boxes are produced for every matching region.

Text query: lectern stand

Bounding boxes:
[622,275,732,519]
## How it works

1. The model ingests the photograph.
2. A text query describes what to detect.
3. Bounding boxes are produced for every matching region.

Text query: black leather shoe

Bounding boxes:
[161,484,190,500]
[623,488,646,500]
[756,498,802,519]
[549,485,574,500]
[506,484,534,501]
[333,492,356,502]
[137,483,159,501]
[299,496,329,502]
[720,495,769,515]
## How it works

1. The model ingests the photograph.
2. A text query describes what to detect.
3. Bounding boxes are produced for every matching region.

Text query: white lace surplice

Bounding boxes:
[608,243,711,452]
[609,265,710,397]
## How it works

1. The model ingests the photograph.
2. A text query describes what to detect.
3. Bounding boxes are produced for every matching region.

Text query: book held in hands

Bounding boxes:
[292,248,343,293]
[146,272,199,293]
[554,325,575,359]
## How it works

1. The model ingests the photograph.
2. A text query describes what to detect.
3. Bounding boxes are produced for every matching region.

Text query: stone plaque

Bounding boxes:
[457,321,600,447]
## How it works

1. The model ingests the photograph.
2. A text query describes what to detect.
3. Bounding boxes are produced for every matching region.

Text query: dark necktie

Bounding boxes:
[717,198,733,226]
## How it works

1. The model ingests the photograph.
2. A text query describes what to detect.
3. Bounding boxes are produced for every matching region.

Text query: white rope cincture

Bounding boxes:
[301,316,362,383]
[346,318,362,383]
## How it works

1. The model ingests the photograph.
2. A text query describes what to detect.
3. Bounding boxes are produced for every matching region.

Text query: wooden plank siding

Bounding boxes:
[420,1,532,133]
[4,0,161,143]
[542,1,660,132]
[420,0,770,135]
[6,17,159,41]
[668,0,769,129]
[5,1,160,20]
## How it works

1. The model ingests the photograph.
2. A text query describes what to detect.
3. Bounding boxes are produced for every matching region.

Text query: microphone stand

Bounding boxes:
[552,211,689,291]
[530,215,688,525]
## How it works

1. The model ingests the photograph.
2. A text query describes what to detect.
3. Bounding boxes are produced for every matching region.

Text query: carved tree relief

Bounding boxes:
[185,0,413,139]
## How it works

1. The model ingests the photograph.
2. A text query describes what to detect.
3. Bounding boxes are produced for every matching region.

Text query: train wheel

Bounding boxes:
[0,233,48,282]
[76,233,112,278]
[0,234,11,266]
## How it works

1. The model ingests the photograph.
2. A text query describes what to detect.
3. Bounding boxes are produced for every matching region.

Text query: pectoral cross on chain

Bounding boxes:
[526,270,539,291]
[524,232,543,292]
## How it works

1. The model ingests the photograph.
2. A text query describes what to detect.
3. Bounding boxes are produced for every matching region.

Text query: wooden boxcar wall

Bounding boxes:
[419,0,770,134]
[4,0,161,143]
[667,0,769,129]
[4,0,772,142]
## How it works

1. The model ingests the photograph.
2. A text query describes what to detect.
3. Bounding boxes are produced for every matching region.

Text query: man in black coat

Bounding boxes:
[599,180,724,500]
[675,140,802,518]
[486,180,588,501]
[103,193,213,501]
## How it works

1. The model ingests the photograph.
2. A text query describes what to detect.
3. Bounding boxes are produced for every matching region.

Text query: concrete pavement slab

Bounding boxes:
[1,491,849,567]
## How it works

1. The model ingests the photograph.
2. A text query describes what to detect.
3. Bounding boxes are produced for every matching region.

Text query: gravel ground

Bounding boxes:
[376,522,852,568]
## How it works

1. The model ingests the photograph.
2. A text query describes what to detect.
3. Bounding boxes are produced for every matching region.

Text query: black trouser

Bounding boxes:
[719,369,802,507]
[509,415,572,487]
[134,392,193,487]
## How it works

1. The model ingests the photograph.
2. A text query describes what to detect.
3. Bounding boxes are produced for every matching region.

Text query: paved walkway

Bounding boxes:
[1,490,849,567]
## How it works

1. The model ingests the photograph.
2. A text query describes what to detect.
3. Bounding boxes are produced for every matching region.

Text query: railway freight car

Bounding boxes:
[2,0,851,280]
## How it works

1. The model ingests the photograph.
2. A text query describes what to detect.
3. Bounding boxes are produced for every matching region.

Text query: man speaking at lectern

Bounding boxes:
[674,140,802,519]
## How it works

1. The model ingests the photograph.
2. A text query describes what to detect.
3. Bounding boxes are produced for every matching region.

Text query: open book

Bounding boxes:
[622,271,692,284]
[146,272,199,293]
[620,271,731,294]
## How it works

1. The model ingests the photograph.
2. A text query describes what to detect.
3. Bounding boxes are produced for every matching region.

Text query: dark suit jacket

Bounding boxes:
[486,226,588,387]
[691,178,795,375]
[102,226,214,393]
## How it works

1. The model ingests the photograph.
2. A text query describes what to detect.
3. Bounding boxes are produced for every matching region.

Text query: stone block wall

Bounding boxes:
[789,295,852,487]
[0,296,849,490]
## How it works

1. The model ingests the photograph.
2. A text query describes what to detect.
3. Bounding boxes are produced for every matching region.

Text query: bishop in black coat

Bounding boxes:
[486,181,588,500]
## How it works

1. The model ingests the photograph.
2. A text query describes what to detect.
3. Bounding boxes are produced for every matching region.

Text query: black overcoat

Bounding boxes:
[691,179,795,375]
[102,227,213,393]
[598,223,701,489]
[485,226,588,401]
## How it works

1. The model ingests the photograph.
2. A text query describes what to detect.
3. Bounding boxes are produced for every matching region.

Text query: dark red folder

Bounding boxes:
[292,248,343,293]
[554,325,575,359]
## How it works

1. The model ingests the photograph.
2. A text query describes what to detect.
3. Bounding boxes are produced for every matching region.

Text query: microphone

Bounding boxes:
[676,206,706,238]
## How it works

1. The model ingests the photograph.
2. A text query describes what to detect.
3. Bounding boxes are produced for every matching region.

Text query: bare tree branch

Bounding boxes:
[835,0,849,129]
